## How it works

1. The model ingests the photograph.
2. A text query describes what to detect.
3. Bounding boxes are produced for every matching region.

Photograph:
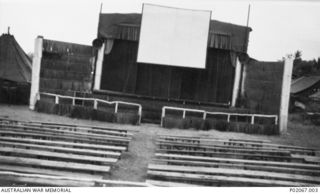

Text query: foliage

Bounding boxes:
[288,51,320,78]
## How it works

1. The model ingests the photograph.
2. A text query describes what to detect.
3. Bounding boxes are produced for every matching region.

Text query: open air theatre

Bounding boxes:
[28,4,293,135]
[1,3,319,187]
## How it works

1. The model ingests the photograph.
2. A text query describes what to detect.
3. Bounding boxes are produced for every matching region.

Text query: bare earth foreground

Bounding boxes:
[0,104,319,183]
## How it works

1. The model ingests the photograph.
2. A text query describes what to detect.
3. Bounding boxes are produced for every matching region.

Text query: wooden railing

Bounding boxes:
[161,106,278,127]
[38,92,142,124]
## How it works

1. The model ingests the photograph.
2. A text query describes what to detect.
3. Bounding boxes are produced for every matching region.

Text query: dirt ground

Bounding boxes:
[0,104,320,183]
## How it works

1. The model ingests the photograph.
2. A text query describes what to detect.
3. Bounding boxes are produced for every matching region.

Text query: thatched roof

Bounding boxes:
[0,33,32,83]
[291,76,320,94]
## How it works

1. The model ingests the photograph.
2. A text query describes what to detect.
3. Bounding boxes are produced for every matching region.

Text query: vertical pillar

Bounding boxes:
[279,57,294,134]
[93,42,105,90]
[29,36,43,110]
[231,57,241,107]
[240,63,247,97]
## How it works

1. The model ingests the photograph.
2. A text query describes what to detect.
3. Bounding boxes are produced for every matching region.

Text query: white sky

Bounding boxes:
[0,0,319,61]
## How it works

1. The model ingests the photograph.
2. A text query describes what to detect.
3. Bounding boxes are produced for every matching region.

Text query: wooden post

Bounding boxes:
[279,56,294,134]
[203,112,207,120]
[93,42,105,90]
[93,100,98,110]
[231,57,241,107]
[138,106,142,125]
[251,115,255,124]
[29,36,43,110]
[160,107,166,127]
[114,103,119,113]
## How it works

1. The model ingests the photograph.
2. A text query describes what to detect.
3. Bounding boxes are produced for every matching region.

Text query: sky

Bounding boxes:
[0,0,319,61]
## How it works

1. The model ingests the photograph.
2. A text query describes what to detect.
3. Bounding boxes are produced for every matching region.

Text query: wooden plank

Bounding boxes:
[0,165,103,179]
[146,179,204,187]
[148,164,320,184]
[0,121,133,137]
[156,149,296,162]
[0,147,118,164]
[155,153,320,170]
[0,140,121,158]
[159,134,271,143]
[0,136,126,152]
[291,154,320,163]
[153,158,320,176]
[0,171,94,187]
[0,175,94,187]
[0,117,138,132]
[0,155,111,173]
[2,122,132,137]
[157,139,315,155]
[157,142,291,156]
[229,138,271,143]
[0,131,129,147]
[0,170,149,187]
[0,124,131,142]
[157,136,316,152]
[147,170,314,187]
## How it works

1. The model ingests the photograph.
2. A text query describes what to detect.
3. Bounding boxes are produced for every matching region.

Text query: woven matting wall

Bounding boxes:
[243,60,284,115]
[35,99,139,125]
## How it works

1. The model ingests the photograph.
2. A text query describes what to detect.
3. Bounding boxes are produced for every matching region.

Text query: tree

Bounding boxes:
[289,50,320,78]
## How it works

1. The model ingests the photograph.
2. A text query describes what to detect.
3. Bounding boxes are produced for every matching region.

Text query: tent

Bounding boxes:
[0,33,32,104]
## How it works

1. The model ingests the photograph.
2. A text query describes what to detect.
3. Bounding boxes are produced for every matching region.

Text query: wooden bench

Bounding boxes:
[148,164,320,185]
[0,171,95,187]
[157,138,316,156]
[0,131,129,148]
[0,122,132,137]
[155,153,320,170]
[0,155,111,174]
[158,135,316,152]
[0,171,149,187]
[0,147,118,164]
[0,124,131,143]
[153,158,320,176]
[156,149,300,162]
[0,118,135,186]
[0,136,126,152]
[157,141,292,156]
[0,139,121,158]
[0,117,138,133]
[147,170,316,187]
[147,135,320,187]
[159,134,271,143]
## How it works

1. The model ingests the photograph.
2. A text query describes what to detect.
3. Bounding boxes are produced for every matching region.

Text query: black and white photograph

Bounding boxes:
[0,0,319,191]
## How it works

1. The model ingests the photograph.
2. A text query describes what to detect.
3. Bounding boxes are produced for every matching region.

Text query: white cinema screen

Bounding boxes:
[137,4,211,69]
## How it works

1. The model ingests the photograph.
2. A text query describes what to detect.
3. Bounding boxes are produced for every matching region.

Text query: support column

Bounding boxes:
[240,62,247,97]
[231,57,241,107]
[29,36,43,110]
[279,56,294,134]
[93,42,105,90]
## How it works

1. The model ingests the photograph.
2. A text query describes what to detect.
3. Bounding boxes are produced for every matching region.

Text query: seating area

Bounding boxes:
[0,117,140,186]
[147,135,320,186]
